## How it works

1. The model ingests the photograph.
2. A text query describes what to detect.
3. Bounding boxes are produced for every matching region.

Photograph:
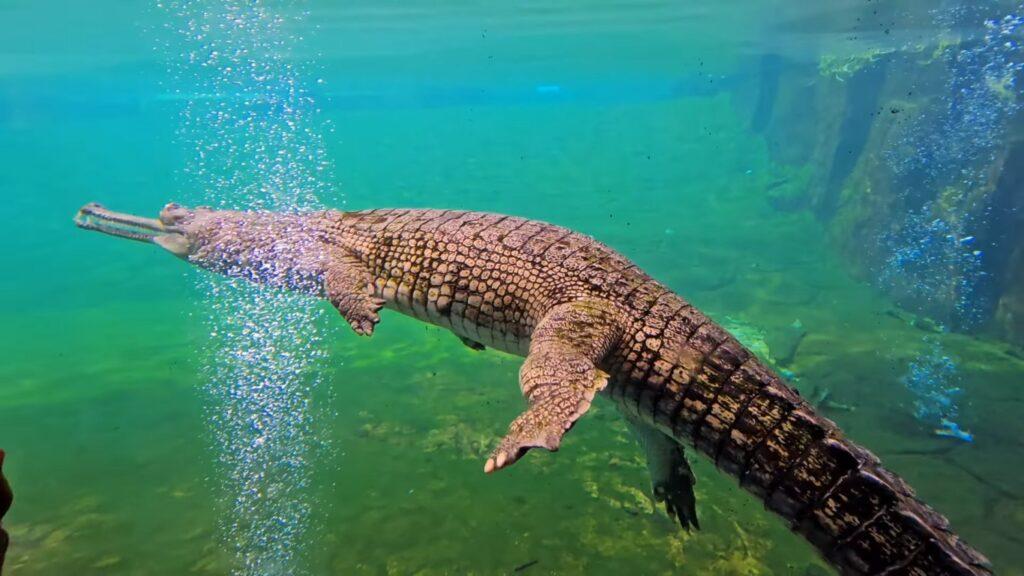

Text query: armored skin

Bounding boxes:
[75,203,994,576]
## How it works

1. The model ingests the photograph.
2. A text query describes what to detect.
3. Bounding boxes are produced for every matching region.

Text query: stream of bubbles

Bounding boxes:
[159,1,338,573]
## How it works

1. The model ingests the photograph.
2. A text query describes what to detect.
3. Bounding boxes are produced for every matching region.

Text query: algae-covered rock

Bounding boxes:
[765,319,807,367]
[3,496,120,573]
[707,521,772,576]
[819,48,895,82]
[749,2,1024,344]
[996,243,1024,347]
[354,411,416,445]
[575,457,655,518]
[421,416,493,460]
[721,317,773,365]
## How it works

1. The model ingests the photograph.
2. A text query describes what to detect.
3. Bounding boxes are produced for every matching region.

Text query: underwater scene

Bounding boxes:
[1,1,1023,575]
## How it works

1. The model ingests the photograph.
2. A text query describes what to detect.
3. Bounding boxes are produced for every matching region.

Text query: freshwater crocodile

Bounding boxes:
[75,202,993,575]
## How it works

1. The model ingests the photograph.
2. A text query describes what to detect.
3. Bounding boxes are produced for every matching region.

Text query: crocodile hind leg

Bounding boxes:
[324,252,385,336]
[484,300,624,473]
[623,416,700,530]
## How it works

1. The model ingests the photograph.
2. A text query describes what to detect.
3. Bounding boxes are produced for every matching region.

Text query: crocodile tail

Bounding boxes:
[685,354,993,575]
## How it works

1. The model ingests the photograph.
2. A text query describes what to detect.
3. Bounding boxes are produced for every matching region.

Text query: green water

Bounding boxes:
[2,2,1023,575]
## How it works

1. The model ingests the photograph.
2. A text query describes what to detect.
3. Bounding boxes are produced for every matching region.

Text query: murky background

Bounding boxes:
[1,1,1022,575]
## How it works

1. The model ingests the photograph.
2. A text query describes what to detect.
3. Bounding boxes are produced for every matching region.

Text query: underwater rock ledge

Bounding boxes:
[740,0,1024,347]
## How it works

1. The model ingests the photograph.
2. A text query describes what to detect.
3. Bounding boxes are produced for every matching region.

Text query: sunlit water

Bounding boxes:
[1,2,1023,575]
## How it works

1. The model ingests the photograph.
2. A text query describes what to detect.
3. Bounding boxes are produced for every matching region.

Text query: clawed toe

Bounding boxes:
[484,442,523,474]
[484,451,512,474]
[349,313,380,336]
[484,423,566,474]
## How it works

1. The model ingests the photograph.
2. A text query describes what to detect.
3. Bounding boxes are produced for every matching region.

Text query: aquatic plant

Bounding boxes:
[901,338,973,442]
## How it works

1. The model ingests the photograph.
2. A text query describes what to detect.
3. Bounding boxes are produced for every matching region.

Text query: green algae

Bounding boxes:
[421,416,493,460]
[721,317,773,363]
[818,48,893,81]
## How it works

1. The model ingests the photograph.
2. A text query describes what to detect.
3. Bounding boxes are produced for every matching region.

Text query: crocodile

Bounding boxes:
[74,202,993,575]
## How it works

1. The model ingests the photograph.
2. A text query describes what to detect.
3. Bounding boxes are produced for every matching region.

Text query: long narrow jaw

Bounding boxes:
[74,202,173,242]
[74,202,190,256]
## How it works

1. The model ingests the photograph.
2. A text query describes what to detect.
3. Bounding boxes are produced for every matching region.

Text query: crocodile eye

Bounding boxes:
[159,202,192,225]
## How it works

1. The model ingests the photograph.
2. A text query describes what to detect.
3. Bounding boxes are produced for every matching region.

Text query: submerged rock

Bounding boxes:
[809,385,857,413]
[421,417,492,460]
[763,168,813,212]
[766,319,807,367]
[747,3,1024,346]
[721,317,773,364]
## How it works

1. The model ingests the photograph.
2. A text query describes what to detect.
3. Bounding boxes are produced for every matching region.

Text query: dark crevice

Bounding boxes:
[975,138,1024,317]
[819,59,889,218]
[750,54,783,134]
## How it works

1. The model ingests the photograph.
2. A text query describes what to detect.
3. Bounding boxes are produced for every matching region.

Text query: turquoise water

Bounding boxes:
[2,2,1024,575]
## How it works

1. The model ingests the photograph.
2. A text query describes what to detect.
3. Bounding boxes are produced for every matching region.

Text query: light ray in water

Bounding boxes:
[159,1,338,573]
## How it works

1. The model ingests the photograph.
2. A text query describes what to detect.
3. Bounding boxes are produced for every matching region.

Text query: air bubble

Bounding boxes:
[160,0,339,574]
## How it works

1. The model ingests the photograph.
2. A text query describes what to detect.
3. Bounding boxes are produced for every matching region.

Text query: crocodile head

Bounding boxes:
[74,202,329,293]
[74,202,208,258]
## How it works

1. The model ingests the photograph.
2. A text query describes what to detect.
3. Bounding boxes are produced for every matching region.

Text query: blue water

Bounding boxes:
[2,2,1023,575]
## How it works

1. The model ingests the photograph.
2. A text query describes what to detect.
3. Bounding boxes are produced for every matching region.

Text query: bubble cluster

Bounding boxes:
[876,2,1022,439]
[879,204,986,327]
[879,2,1022,328]
[886,3,1023,192]
[159,1,338,574]
[901,338,972,442]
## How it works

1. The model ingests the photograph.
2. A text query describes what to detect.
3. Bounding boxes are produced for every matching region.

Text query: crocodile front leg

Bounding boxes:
[485,300,623,473]
[324,252,385,336]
